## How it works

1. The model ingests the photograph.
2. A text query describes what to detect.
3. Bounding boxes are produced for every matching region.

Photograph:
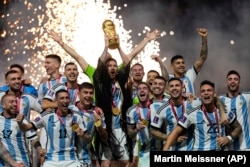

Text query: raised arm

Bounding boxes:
[193,28,208,73]
[151,55,169,81]
[48,30,88,72]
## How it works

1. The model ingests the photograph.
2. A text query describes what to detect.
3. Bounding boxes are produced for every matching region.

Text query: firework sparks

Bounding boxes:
[1,0,162,86]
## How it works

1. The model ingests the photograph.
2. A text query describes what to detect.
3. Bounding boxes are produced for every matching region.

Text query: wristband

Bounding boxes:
[226,135,233,142]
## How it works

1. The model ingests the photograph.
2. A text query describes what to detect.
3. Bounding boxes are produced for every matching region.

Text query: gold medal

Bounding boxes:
[141,119,149,126]
[72,123,79,132]
[94,120,102,128]
[112,107,120,115]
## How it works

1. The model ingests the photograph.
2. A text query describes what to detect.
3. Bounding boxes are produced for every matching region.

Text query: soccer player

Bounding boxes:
[0,94,40,167]
[126,82,151,167]
[169,28,208,95]
[163,80,242,151]
[19,89,91,167]
[151,78,193,151]
[37,54,67,101]
[41,62,80,110]
[68,82,107,167]
[219,70,250,150]
[48,29,161,83]
[0,64,38,97]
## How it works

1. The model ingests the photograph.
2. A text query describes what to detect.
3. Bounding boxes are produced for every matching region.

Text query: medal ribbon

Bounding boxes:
[47,74,62,89]
[66,83,79,103]
[170,99,185,122]
[202,105,219,134]
[111,82,117,107]
[136,100,151,121]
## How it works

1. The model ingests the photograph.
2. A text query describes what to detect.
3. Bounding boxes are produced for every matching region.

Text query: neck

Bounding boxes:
[58,110,68,117]
[174,72,184,78]
[50,71,61,80]
[78,102,91,110]
[203,104,214,112]
[154,94,164,100]
[139,101,148,108]
[171,97,183,106]
[8,89,20,97]
[3,111,15,119]
[132,81,140,87]
[66,81,78,89]
[227,91,239,98]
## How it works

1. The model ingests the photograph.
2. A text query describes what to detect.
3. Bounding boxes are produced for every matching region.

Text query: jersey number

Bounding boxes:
[59,129,67,138]
[207,123,218,133]
[2,130,12,138]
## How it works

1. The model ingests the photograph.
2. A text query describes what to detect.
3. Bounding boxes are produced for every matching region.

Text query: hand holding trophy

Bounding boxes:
[102,20,119,49]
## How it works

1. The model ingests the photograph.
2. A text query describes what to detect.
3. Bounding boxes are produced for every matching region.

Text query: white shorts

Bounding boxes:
[133,135,139,156]
[101,128,129,160]
[43,160,83,167]
[138,152,150,167]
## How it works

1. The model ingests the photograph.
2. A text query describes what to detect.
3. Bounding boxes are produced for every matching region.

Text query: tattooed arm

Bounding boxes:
[0,141,25,167]
[193,28,208,73]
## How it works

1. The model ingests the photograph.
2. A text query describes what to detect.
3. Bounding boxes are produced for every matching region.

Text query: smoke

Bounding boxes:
[114,0,250,95]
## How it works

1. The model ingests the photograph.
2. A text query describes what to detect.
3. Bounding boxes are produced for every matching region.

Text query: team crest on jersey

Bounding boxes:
[228,111,234,120]
[179,116,187,123]
[239,101,242,106]
[34,117,41,122]
[47,90,55,97]
[153,116,159,123]
[127,117,130,123]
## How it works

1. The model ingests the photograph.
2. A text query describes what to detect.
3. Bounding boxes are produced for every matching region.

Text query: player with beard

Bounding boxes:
[145,55,169,90]
[18,89,90,167]
[219,70,250,150]
[0,94,41,167]
[126,82,151,167]
[169,28,208,96]
[163,80,242,151]
[151,78,193,151]
[41,62,80,110]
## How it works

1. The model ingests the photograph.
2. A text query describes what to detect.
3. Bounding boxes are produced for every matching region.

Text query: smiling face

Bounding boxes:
[171,58,186,76]
[226,74,240,94]
[6,72,22,91]
[78,87,94,108]
[56,91,70,116]
[131,64,144,83]
[146,71,159,87]
[151,77,166,97]
[200,84,215,106]
[2,94,18,116]
[137,83,150,104]
[44,58,60,76]
[64,64,79,82]
[168,79,182,99]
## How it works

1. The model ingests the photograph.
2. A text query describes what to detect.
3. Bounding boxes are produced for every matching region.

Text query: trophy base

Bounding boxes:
[108,41,119,50]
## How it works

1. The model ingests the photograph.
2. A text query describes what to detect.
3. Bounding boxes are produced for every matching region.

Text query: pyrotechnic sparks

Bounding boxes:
[1,0,162,86]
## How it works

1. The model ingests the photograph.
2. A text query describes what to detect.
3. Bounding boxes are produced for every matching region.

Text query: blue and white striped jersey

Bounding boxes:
[151,100,193,151]
[32,110,86,161]
[0,115,37,167]
[220,92,250,150]
[169,66,197,95]
[178,105,236,151]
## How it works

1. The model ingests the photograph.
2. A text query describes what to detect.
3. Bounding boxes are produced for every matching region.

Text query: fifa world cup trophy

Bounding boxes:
[102,20,119,49]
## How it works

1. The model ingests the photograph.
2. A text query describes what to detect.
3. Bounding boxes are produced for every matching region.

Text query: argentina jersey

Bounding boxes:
[169,66,197,94]
[220,93,250,150]
[32,110,86,161]
[112,81,123,129]
[44,82,79,105]
[37,75,67,101]
[151,100,193,151]
[126,105,151,155]
[0,116,37,167]
[69,105,106,164]
[178,106,236,151]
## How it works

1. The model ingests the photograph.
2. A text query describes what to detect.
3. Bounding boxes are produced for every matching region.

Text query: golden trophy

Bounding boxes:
[102,20,119,49]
